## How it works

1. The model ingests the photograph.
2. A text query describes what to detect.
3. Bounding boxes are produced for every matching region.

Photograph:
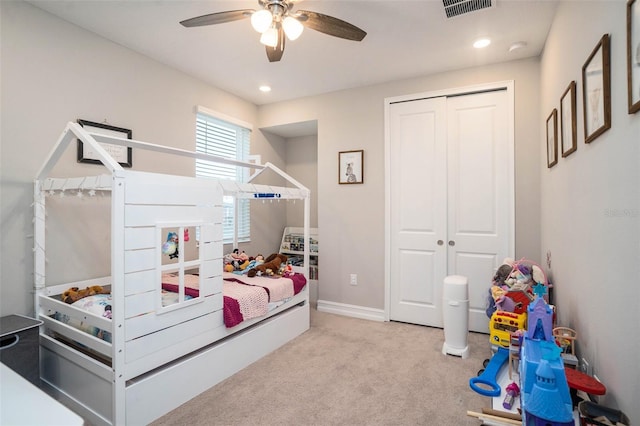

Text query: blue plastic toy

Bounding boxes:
[469,347,509,397]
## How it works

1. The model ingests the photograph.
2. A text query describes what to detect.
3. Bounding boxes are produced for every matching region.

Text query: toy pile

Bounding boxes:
[487,257,547,318]
[486,257,548,349]
[223,249,292,278]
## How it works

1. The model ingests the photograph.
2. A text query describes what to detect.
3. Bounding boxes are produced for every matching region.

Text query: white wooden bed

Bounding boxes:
[33,122,312,425]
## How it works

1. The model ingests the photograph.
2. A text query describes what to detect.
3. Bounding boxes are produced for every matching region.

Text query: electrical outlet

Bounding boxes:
[580,358,591,376]
[350,274,357,286]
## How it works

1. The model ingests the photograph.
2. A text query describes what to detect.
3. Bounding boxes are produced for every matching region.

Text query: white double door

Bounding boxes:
[387,88,513,333]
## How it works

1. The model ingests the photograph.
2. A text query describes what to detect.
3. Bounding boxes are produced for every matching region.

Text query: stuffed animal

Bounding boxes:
[531,264,545,285]
[504,261,528,287]
[237,254,264,275]
[62,285,110,304]
[492,264,513,287]
[224,249,251,271]
[162,232,179,259]
[247,253,287,277]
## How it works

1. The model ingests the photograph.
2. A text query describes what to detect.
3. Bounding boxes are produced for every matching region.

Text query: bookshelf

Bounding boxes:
[280,227,318,305]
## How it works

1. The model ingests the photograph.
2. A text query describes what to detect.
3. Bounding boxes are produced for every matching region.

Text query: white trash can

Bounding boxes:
[441,275,470,358]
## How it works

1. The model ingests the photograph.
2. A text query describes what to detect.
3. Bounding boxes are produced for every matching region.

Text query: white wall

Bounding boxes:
[0,1,284,315]
[258,59,542,310]
[285,135,318,228]
[540,1,640,421]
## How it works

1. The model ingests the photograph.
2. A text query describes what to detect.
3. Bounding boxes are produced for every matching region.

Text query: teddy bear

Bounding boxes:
[62,285,110,304]
[247,253,287,277]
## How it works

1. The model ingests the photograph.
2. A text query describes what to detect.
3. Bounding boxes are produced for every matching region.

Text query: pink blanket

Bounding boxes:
[162,273,306,328]
[161,273,200,297]
[223,281,268,328]
[222,272,306,302]
[222,272,307,328]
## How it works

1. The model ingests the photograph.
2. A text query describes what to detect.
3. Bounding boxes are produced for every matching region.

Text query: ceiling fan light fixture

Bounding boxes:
[260,26,279,47]
[251,9,273,33]
[282,16,303,41]
[180,2,367,63]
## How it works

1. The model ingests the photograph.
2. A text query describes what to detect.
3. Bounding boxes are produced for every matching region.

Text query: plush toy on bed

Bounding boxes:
[224,248,251,272]
[233,254,264,275]
[62,285,110,304]
[247,253,287,277]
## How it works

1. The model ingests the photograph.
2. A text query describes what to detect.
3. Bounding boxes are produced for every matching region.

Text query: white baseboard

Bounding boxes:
[316,300,385,322]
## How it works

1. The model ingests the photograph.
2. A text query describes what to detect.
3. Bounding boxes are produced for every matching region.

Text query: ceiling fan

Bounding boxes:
[180,0,367,62]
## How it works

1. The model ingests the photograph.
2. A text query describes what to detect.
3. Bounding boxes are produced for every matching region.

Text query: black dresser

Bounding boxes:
[1,314,43,386]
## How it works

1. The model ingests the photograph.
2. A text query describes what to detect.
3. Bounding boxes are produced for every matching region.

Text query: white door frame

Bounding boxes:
[383,80,515,322]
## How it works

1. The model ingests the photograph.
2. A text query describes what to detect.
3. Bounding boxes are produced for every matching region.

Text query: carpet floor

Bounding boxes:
[152,308,492,425]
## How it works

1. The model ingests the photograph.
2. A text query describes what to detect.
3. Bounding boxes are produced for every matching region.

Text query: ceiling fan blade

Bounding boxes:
[296,10,366,41]
[266,26,286,62]
[180,10,253,27]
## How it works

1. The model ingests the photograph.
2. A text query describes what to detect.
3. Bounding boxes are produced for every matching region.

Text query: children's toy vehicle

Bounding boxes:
[469,347,509,397]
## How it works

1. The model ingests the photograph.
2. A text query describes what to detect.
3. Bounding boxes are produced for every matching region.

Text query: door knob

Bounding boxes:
[437,240,444,246]
[448,240,455,246]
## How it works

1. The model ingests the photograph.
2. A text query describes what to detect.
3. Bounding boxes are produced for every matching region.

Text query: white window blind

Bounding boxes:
[195,112,251,243]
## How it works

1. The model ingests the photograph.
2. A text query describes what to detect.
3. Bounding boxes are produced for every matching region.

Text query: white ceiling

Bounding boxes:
[27,0,558,108]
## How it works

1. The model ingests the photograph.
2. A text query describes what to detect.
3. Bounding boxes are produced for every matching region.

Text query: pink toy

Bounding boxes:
[502,382,520,410]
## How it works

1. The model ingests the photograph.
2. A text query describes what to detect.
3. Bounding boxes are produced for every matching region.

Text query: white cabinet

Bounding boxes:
[280,227,318,306]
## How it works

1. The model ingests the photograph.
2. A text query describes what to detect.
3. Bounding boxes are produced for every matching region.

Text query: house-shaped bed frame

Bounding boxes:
[33,122,311,425]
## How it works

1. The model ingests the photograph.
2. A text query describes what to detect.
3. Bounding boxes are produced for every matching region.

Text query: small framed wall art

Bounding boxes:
[560,81,578,157]
[338,150,364,184]
[77,119,133,167]
[546,108,558,168]
[582,34,611,143]
[628,0,640,113]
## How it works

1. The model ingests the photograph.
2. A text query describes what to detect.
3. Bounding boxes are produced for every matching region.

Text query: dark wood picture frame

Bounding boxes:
[628,0,640,114]
[560,81,578,157]
[77,119,133,167]
[546,108,558,168]
[338,150,364,184]
[582,34,611,143]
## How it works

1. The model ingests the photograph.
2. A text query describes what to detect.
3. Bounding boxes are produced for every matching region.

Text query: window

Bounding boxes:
[195,109,251,243]
[158,224,203,312]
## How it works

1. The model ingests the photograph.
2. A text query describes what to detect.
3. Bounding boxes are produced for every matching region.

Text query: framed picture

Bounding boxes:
[77,119,133,167]
[560,81,578,157]
[582,34,611,143]
[338,150,364,184]
[628,0,640,113]
[546,108,558,168]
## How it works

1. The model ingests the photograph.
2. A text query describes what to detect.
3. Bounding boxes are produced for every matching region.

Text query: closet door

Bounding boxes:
[388,89,512,332]
[446,90,511,333]
[388,97,448,327]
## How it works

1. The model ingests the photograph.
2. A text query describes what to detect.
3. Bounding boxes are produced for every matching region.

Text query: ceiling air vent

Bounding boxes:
[443,0,494,18]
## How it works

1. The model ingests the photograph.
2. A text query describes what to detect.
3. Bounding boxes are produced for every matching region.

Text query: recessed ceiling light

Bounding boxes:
[259,85,271,92]
[473,38,491,49]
